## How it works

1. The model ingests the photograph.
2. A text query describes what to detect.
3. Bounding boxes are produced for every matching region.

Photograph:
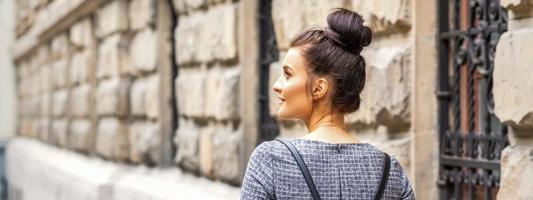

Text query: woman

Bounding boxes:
[240,8,414,200]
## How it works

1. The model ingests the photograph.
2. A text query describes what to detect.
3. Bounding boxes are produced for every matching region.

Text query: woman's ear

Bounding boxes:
[312,78,329,100]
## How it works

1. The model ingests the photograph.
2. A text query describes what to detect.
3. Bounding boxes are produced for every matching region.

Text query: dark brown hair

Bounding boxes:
[290,8,372,114]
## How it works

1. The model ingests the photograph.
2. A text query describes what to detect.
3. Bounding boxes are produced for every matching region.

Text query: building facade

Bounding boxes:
[4,0,533,199]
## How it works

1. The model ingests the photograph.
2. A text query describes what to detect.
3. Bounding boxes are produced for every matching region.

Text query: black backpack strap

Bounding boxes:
[276,139,321,200]
[374,153,391,200]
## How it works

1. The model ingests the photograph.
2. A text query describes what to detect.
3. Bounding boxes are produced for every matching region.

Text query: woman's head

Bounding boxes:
[272,8,372,120]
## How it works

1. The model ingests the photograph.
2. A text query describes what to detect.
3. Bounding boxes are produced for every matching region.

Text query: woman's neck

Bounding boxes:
[304,111,345,132]
[302,110,359,143]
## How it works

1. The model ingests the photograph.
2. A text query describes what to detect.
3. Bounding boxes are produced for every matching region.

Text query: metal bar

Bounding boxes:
[257,0,279,145]
[440,155,500,170]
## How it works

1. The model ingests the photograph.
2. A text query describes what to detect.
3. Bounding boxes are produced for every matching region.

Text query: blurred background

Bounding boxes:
[1,0,532,199]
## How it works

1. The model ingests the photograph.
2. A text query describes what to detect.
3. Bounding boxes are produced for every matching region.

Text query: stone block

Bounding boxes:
[39,93,51,117]
[96,78,131,116]
[129,121,160,165]
[130,75,159,119]
[352,0,411,34]
[129,28,157,73]
[172,0,206,14]
[498,145,533,199]
[145,75,160,119]
[70,50,93,85]
[129,0,155,30]
[51,119,68,147]
[52,89,69,117]
[175,69,205,118]
[494,28,533,133]
[37,118,50,142]
[70,18,95,50]
[52,58,69,89]
[272,0,349,49]
[199,126,214,178]
[96,117,129,161]
[205,67,240,120]
[268,60,282,117]
[97,33,130,79]
[51,34,69,59]
[96,0,129,38]
[174,118,200,172]
[130,78,147,116]
[212,127,241,184]
[175,4,237,64]
[345,44,411,133]
[70,84,91,117]
[69,119,93,153]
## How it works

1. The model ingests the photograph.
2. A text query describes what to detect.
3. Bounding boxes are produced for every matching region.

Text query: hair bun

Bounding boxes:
[324,8,372,54]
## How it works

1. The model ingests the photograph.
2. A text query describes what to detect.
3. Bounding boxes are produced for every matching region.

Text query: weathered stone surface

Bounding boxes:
[175,69,205,118]
[70,18,95,50]
[38,93,51,117]
[35,45,50,66]
[172,0,206,14]
[205,67,240,120]
[129,121,160,164]
[212,127,241,184]
[268,57,283,117]
[352,0,411,34]
[52,89,69,117]
[129,28,157,73]
[96,0,129,38]
[199,126,214,178]
[175,4,237,64]
[96,78,131,116]
[69,119,92,152]
[498,145,533,199]
[145,75,159,119]
[96,117,129,161]
[501,0,533,19]
[494,28,533,133]
[378,138,411,174]
[345,45,411,133]
[50,119,68,147]
[51,34,69,59]
[130,78,147,116]
[37,118,50,142]
[272,0,350,49]
[97,33,130,79]
[130,75,159,119]
[52,58,69,89]
[174,118,200,172]
[129,0,155,30]
[70,50,92,85]
[19,118,33,137]
[70,84,91,117]
[37,64,51,95]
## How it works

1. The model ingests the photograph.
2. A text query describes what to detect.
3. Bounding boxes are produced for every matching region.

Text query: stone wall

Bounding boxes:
[494,1,533,199]
[171,0,242,184]
[14,0,164,165]
[269,0,414,175]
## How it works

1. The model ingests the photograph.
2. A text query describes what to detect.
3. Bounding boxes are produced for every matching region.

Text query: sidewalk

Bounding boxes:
[6,138,240,200]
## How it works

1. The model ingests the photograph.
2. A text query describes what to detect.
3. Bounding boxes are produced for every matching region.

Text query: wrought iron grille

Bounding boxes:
[257,0,280,145]
[437,0,509,199]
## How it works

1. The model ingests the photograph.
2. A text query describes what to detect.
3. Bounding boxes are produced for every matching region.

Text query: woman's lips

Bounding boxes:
[278,97,286,105]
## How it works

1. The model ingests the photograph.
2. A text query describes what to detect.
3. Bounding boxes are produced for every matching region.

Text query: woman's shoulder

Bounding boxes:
[249,139,286,160]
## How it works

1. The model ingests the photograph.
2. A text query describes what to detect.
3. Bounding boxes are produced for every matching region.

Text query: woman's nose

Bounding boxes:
[272,76,282,94]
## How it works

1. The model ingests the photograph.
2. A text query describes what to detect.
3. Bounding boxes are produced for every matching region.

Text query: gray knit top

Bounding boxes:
[240,138,415,200]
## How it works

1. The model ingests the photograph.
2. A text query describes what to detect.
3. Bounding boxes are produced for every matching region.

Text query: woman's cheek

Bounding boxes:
[281,80,311,119]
